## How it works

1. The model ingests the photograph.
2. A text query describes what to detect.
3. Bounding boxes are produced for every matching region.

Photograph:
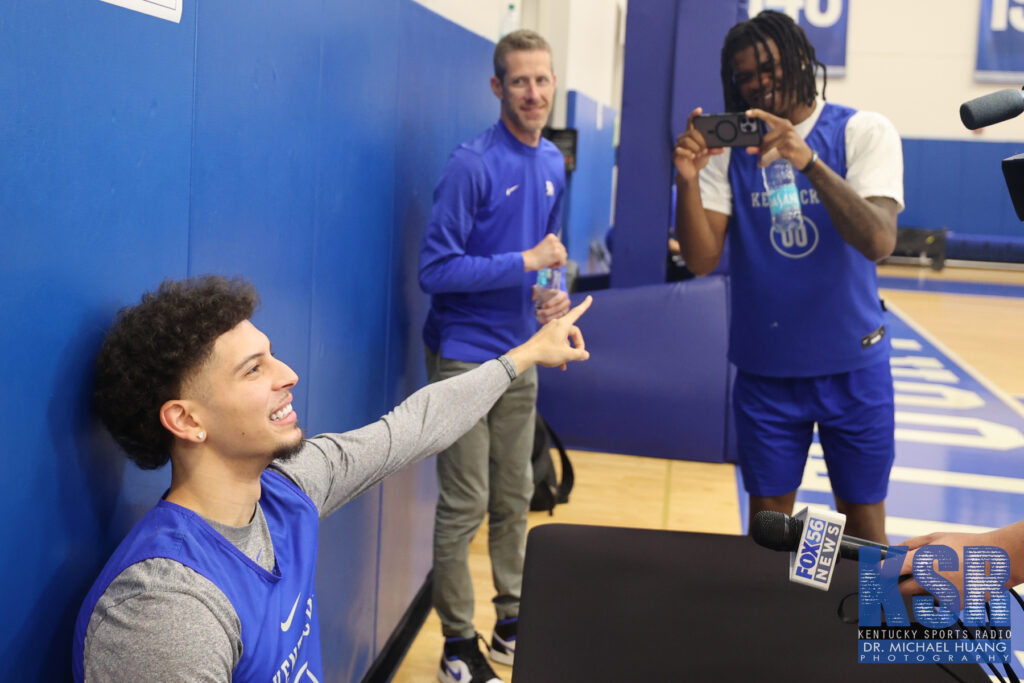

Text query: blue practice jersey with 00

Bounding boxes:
[726,102,889,378]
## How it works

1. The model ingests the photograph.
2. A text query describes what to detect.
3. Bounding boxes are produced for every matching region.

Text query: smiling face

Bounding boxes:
[185,320,303,464]
[731,37,812,123]
[491,48,556,146]
[732,38,786,116]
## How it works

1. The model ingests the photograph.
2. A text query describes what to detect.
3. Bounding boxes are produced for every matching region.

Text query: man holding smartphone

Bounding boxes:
[418,29,568,683]
[673,10,904,544]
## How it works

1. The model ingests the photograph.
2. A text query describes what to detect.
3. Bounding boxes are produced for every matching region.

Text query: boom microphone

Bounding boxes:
[751,509,890,561]
[959,88,1024,130]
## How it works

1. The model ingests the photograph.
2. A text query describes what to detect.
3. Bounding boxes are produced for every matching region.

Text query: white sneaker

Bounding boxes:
[438,634,503,683]
[486,617,517,666]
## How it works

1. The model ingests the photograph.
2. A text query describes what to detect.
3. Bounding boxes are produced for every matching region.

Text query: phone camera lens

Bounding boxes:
[714,120,737,143]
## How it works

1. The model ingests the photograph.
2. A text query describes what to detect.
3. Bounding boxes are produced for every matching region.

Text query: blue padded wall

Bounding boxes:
[611,0,678,288]
[901,138,1024,239]
[0,0,499,679]
[613,0,744,288]
[668,1,744,136]
[565,90,617,275]
[1,1,197,678]
[537,278,731,463]
[379,1,497,651]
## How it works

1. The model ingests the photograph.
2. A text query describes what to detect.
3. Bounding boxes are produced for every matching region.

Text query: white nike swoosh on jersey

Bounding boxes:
[506,185,519,196]
[281,594,301,631]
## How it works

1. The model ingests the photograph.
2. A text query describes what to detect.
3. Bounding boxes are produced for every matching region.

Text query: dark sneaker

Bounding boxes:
[438,634,503,683]
[487,617,517,666]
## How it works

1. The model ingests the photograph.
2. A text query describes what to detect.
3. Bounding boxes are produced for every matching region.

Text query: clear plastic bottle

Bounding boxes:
[535,267,561,309]
[761,158,803,234]
[499,3,520,38]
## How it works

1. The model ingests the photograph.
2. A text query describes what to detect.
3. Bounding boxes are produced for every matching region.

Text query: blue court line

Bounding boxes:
[731,300,1024,677]
[733,303,1024,537]
[878,275,1024,298]
[798,484,1020,532]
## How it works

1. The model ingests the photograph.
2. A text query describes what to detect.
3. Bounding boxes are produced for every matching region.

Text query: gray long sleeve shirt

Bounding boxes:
[81,359,513,681]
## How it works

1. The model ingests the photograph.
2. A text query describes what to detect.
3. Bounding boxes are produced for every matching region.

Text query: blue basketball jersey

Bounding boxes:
[73,469,322,682]
[726,102,889,377]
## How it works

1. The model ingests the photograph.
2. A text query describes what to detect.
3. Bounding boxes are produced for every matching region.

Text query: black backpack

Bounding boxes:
[530,414,574,514]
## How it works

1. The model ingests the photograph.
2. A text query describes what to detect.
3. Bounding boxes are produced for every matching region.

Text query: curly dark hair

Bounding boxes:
[720,10,827,113]
[93,276,259,469]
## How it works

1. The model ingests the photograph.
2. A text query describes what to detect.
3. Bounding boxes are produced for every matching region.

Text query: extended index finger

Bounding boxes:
[564,295,593,324]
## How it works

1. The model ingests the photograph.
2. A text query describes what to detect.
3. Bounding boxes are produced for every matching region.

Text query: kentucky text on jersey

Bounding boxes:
[750,187,822,208]
[726,103,889,377]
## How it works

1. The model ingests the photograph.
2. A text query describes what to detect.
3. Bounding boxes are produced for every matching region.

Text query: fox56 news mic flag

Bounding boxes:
[976,0,1024,83]
[788,507,846,591]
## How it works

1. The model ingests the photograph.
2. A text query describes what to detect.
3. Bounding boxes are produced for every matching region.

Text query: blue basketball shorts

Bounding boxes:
[732,359,895,503]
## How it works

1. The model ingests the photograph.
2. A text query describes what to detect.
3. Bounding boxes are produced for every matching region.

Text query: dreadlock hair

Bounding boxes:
[93,275,259,470]
[720,10,826,113]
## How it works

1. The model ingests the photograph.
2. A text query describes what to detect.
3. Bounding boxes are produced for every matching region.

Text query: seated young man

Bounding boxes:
[73,275,590,682]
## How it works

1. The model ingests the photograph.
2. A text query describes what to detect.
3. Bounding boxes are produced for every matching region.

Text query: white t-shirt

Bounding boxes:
[699,99,905,216]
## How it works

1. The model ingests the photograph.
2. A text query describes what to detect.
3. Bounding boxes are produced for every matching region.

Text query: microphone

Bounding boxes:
[752,509,890,560]
[959,88,1024,130]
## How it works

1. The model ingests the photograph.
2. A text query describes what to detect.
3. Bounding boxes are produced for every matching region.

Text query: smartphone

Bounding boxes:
[693,113,763,148]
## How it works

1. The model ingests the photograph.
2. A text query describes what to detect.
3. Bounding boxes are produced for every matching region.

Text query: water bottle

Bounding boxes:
[499,3,520,38]
[761,158,803,234]
[535,267,561,309]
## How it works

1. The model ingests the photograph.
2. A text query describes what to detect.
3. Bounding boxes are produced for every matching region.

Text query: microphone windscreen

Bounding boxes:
[960,89,1024,130]
[750,510,801,552]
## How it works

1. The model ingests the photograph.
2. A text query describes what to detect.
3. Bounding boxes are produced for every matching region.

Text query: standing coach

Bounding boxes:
[418,28,568,683]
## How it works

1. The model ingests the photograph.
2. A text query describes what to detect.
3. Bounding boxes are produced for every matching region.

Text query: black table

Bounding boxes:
[513,524,989,682]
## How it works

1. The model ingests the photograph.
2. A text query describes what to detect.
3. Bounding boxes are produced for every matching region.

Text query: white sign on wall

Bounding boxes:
[99,0,182,24]
[746,0,849,76]
[977,0,1024,82]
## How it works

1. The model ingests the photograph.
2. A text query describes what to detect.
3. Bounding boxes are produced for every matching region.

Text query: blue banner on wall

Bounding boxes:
[744,0,848,76]
[976,0,1024,83]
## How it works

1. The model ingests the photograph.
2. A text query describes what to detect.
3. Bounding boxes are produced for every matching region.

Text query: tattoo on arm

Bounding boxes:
[805,162,898,262]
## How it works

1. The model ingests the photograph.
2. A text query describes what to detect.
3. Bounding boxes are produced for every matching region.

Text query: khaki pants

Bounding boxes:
[427,348,538,638]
